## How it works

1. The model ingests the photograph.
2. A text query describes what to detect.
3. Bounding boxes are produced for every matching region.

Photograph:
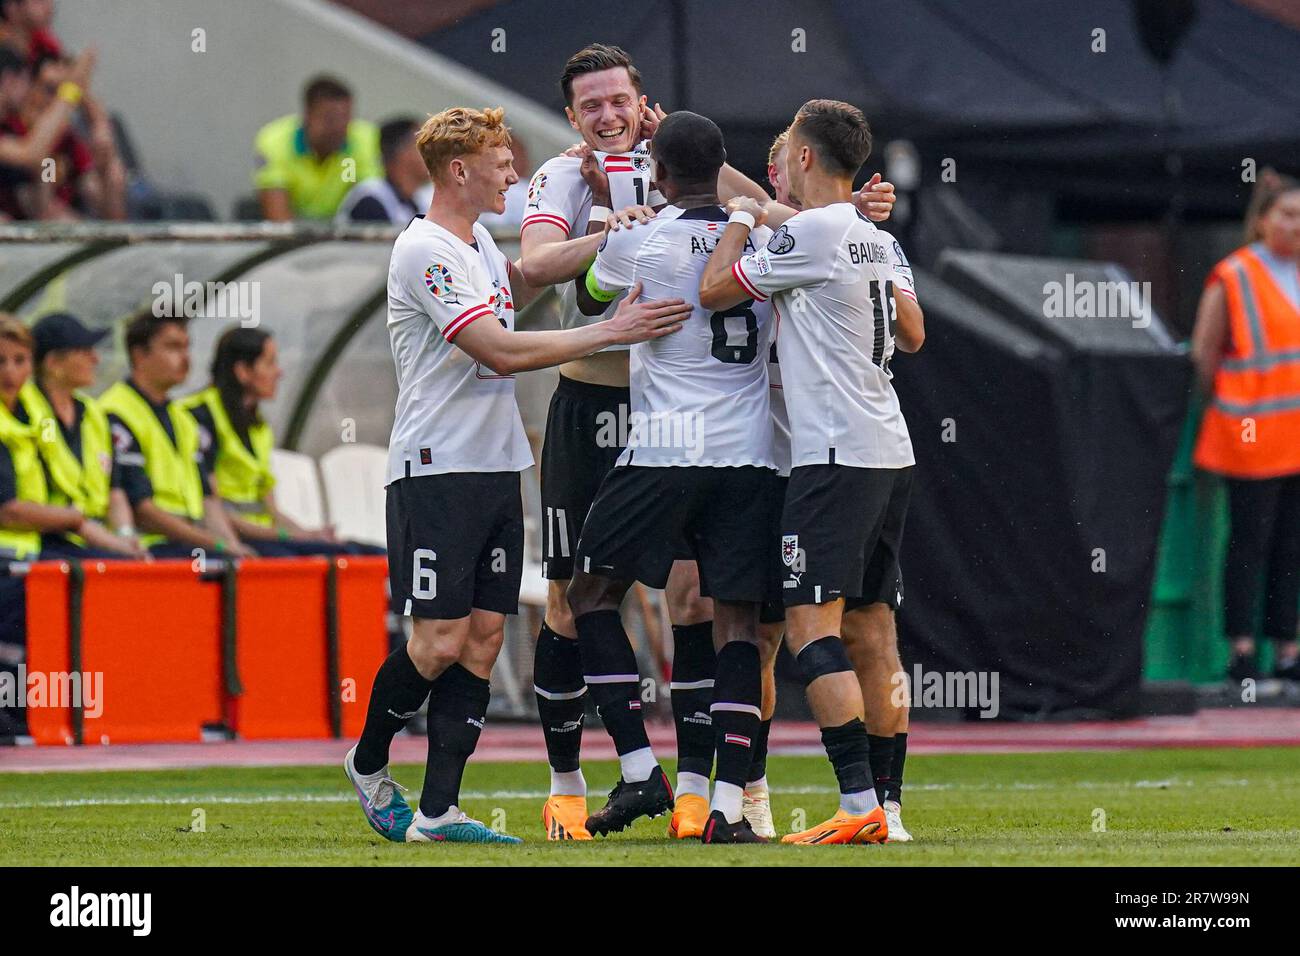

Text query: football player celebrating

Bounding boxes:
[520,44,722,840]
[567,111,782,842]
[751,129,914,842]
[521,43,901,841]
[344,105,691,845]
[700,100,924,846]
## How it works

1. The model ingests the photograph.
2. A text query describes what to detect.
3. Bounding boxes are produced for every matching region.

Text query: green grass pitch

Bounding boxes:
[2,746,1297,865]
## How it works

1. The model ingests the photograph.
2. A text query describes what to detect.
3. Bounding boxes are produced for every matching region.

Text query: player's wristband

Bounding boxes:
[584,266,619,303]
[589,205,612,224]
[277,529,290,543]
[213,538,226,554]
[114,525,135,538]
[57,82,83,106]
[728,210,756,230]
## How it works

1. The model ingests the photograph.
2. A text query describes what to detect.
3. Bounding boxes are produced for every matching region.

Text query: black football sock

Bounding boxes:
[747,719,772,786]
[821,718,877,814]
[533,621,586,777]
[710,642,762,822]
[354,645,434,775]
[575,609,652,768]
[867,733,896,805]
[420,664,490,818]
[670,621,716,781]
[889,732,908,804]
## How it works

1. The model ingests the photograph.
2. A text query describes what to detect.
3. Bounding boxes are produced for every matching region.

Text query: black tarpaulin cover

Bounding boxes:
[892,263,1191,719]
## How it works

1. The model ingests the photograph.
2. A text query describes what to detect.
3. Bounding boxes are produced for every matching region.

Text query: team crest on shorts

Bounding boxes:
[781,534,800,567]
[424,262,458,304]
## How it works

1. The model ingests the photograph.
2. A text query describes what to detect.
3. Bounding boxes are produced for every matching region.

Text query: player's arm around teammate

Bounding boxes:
[345,105,690,845]
[701,100,923,845]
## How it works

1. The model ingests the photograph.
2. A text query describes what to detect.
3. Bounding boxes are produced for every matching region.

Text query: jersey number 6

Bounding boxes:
[412,548,437,600]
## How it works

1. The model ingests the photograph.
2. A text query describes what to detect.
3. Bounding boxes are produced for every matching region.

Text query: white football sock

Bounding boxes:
[550,768,586,797]
[711,781,744,823]
[744,775,768,793]
[416,805,462,828]
[619,746,657,783]
[676,771,709,799]
[840,788,880,816]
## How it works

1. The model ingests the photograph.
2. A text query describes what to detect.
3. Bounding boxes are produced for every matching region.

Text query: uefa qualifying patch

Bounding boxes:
[424,262,459,304]
[767,224,796,255]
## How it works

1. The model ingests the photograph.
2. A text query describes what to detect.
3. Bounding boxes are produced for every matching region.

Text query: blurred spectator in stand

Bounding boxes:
[253,74,380,221]
[1,52,126,219]
[0,43,92,219]
[0,0,61,67]
[1191,170,1300,684]
[336,116,431,224]
[478,132,529,231]
[182,325,386,556]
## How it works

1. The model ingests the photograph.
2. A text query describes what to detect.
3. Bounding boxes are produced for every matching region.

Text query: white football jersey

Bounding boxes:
[522,141,663,347]
[767,325,791,477]
[590,204,776,469]
[385,217,532,484]
[734,202,917,469]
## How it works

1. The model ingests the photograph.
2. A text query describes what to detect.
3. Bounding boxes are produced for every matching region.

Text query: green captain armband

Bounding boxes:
[584,265,620,303]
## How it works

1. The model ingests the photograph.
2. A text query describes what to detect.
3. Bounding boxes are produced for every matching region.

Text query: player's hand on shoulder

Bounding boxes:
[606,281,690,344]
[606,204,656,232]
[857,173,896,222]
[725,195,768,226]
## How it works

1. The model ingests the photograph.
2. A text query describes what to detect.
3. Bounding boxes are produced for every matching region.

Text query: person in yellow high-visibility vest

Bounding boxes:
[1192,171,1300,684]
[98,313,253,560]
[0,315,139,560]
[24,312,146,559]
[1,316,141,739]
[182,325,381,557]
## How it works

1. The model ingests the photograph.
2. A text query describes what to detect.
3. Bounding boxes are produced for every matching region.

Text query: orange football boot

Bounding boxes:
[542,795,592,840]
[780,805,888,845]
[667,793,710,839]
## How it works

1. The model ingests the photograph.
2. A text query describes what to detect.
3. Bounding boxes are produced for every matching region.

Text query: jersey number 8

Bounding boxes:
[709,303,758,364]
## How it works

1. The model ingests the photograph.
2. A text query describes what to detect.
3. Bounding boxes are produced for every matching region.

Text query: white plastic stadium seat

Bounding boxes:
[319,444,390,548]
[269,449,326,532]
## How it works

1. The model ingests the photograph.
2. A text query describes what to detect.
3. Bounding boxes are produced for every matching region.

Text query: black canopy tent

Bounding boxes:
[422,0,1300,216]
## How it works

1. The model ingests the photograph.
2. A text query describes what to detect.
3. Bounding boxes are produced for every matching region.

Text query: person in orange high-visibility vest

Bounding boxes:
[1192,172,1300,684]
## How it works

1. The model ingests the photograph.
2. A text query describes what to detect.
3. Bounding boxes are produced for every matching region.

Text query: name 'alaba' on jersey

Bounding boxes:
[588,203,777,469]
[385,216,532,484]
[733,202,917,470]
[523,140,664,344]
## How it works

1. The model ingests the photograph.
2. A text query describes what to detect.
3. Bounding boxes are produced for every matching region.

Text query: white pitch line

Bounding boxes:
[0,777,1259,811]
